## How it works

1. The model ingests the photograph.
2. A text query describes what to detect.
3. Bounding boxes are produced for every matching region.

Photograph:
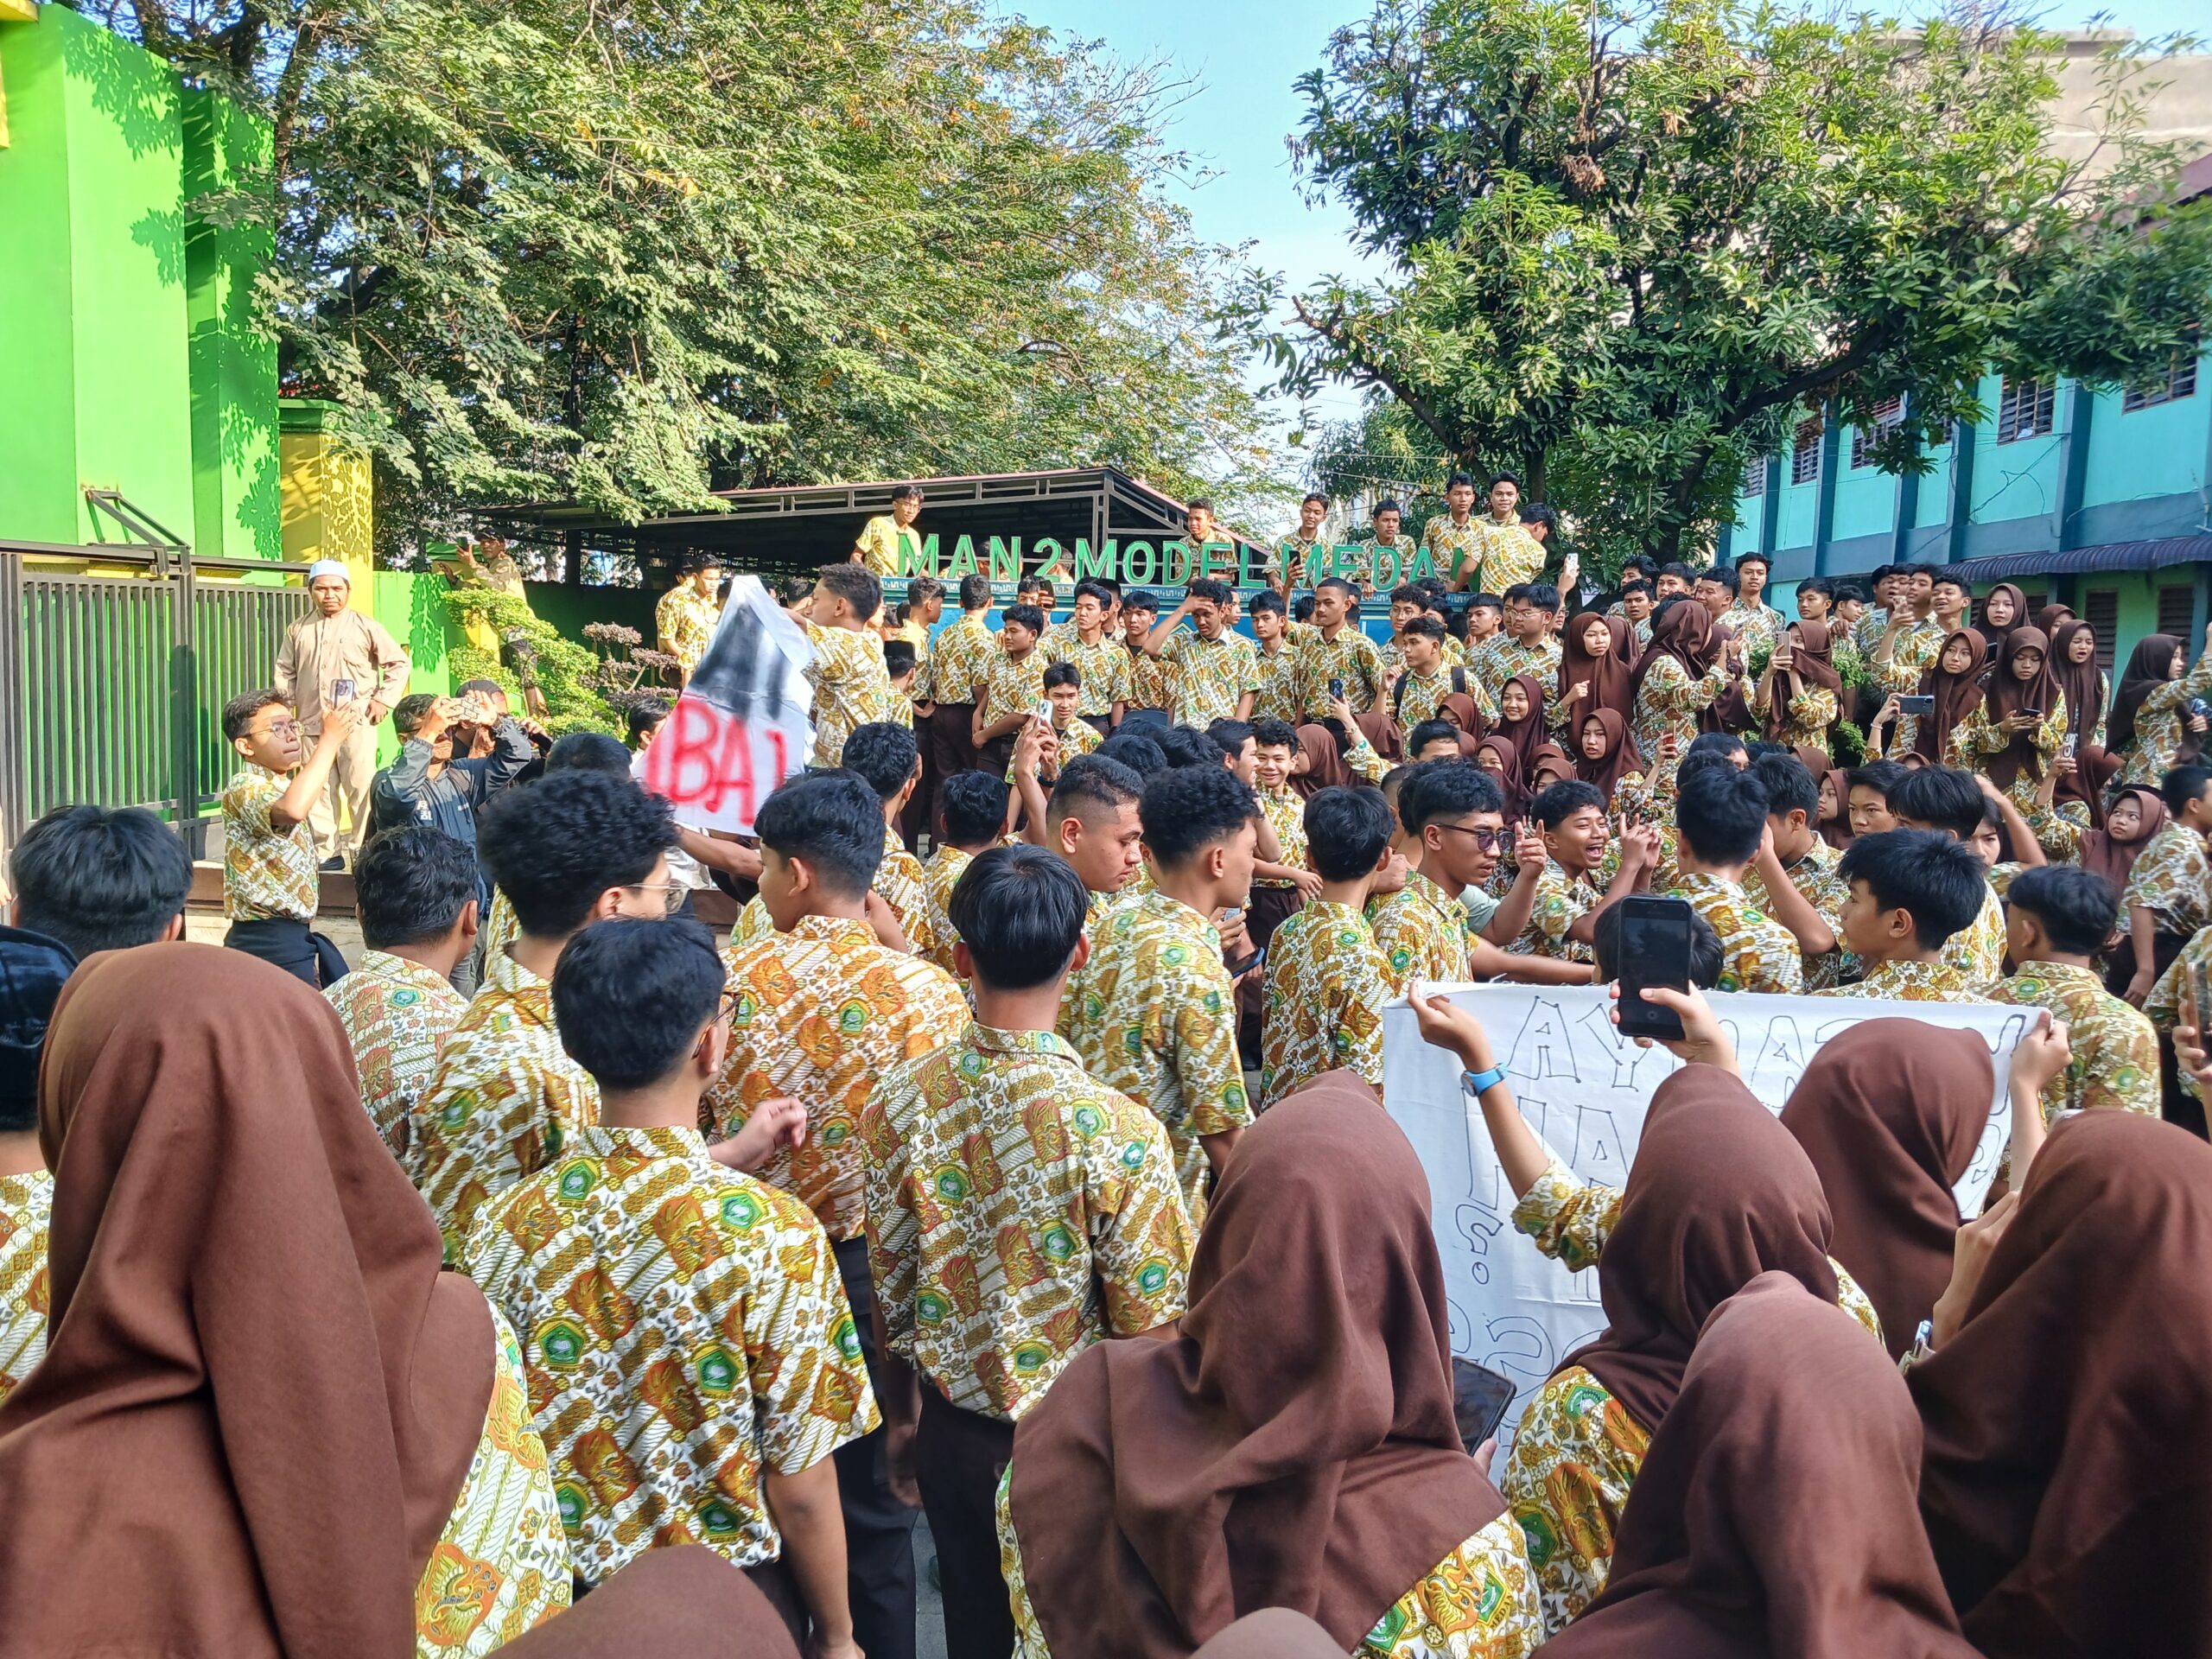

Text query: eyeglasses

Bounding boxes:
[1434,823,1509,852]
[627,881,686,916]
[258,719,302,739]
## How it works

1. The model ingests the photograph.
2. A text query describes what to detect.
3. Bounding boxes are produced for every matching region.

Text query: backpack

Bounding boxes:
[1394,664,1469,724]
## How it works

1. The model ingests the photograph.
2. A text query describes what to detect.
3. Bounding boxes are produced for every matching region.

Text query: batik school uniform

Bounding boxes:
[1507,859,1605,965]
[803,620,900,767]
[1045,632,1133,733]
[1260,901,1392,1104]
[1156,631,1261,728]
[877,824,939,963]
[325,950,467,1158]
[1665,871,1802,994]
[860,1023,1192,1659]
[1369,869,1471,990]
[1814,958,1991,1002]
[0,1168,52,1408]
[1293,626,1387,720]
[466,1125,876,1601]
[409,947,602,1262]
[1058,891,1252,1228]
[219,761,343,986]
[1744,839,1853,988]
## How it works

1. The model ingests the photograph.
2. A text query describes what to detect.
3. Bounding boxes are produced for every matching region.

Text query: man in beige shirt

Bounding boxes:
[273,560,410,866]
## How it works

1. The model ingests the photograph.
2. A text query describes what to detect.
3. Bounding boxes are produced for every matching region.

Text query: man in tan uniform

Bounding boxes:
[273,560,410,866]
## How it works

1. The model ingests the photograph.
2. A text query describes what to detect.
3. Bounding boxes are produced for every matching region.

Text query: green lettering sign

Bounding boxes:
[1073,537,1115,582]
[1122,539,1157,586]
[946,534,979,579]
[987,536,1023,582]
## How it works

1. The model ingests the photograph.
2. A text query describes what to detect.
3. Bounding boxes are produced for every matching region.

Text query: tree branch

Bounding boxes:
[1290,294,1456,453]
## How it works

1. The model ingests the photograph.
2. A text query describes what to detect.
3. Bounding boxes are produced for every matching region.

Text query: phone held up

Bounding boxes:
[1897,694,1936,716]
[331,677,358,706]
[1614,893,1693,1041]
[1451,1357,1516,1454]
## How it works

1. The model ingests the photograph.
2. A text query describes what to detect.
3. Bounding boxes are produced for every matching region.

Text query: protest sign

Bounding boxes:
[1379,985,2031,1459]
[634,575,813,836]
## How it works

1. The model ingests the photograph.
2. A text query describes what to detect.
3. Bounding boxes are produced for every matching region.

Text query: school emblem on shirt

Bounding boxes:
[415,1542,503,1648]
[651,1192,728,1274]
[535,1317,589,1370]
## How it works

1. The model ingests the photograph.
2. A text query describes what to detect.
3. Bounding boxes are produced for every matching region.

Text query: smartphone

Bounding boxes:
[1451,1357,1516,1453]
[1032,702,1052,727]
[2062,734,2078,759]
[1225,945,1265,978]
[1897,694,1935,715]
[2018,707,2043,721]
[1329,677,1346,701]
[1614,894,1693,1040]
[331,677,358,705]
[2189,957,2209,1043]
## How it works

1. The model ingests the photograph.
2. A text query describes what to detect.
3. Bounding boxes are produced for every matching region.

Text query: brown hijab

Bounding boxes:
[1545,1275,1980,1659]
[2032,601,2074,637]
[1527,741,1576,792]
[1574,708,1639,798]
[1491,673,1550,777]
[2109,632,2188,759]
[1006,1077,1506,1659]
[1438,690,1487,741]
[1764,620,1844,743]
[1979,626,2062,789]
[1790,741,1832,777]
[1560,1065,1840,1431]
[1910,1112,2212,1656]
[1630,597,1716,712]
[2076,785,2167,895]
[2047,620,2108,824]
[1913,628,1987,765]
[1293,722,1353,798]
[1779,1021,1991,1359]
[1475,738,1529,822]
[1820,766,1853,849]
[0,944,495,1658]
[1352,709,1406,766]
[1979,582,2028,653]
[1562,612,1638,722]
[496,1548,800,1658]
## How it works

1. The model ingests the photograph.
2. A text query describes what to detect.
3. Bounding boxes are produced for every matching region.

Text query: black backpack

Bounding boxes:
[1393,664,1469,723]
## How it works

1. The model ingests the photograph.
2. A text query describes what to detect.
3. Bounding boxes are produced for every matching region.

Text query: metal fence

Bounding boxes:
[0,545,312,855]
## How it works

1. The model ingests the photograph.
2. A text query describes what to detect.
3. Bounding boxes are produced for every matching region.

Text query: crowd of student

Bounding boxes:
[2,514,2211,1659]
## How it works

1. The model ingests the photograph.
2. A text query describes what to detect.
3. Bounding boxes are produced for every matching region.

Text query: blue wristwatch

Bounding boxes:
[1462,1065,1508,1096]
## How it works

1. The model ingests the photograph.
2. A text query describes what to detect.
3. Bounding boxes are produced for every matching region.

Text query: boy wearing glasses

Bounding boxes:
[464,918,849,1637]
[709,771,968,1659]
[407,770,680,1259]
[218,688,360,986]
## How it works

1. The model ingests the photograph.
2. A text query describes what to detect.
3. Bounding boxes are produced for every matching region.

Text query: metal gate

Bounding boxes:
[0,544,313,855]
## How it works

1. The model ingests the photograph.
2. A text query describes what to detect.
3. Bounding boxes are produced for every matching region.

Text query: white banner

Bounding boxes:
[1380,986,2031,1458]
[635,575,814,836]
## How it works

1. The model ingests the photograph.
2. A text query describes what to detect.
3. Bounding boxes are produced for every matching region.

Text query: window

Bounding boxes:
[1790,418,1822,486]
[1996,377,2055,442]
[1740,459,1766,499]
[1850,397,1904,468]
[2158,586,2196,639]
[2123,340,2198,413]
[2083,591,2119,672]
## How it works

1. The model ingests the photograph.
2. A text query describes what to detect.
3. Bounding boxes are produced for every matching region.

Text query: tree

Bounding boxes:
[70,0,1275,556]
[1263,0,2212,573]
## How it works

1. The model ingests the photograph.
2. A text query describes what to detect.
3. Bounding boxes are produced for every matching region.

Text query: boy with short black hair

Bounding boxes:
[1007,663,1103,793]
[862,846,1192,1659]
[804,563,900,767]
[922,771,1011,976]
[842,721,937,960]
[1392,614,1484,736]
[2120,763,2212,1007]
[1141,579,1260,728]
[1246,588,1301,723]
[409,769,681,1255]
[1889,765,2009,982]
[919,573,997,813]
[467,918,862,1643]
[882,638,920,718]
[1206,718,1258,784]
[1470,582,1563,715]
[7,803,191,960]
[327,825,479,1156]
[626,696,671,750]
[1117,591,1174,721]
[1049,579,1132,732]
[1247,719,1317,931]
[1408,720,1462,763]
[1293,577,1384,721]
[973,603,1051,773]
[1666,765,1802,993]
[1261,785,1397,1103]
[1024,755,1147,925]
[1744,750,1850,987]
[1058,765,1258,1222]
[1617,579,1656,645]
[217,688,359,984]
[1847,759,1907,837]
[1994,865,2158,1122]
[711,769,967,1655]
[1509,779,1656,963]
[1820,829,1991,1001]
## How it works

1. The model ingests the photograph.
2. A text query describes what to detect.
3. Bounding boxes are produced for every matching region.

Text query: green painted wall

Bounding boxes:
[0,5,274,556]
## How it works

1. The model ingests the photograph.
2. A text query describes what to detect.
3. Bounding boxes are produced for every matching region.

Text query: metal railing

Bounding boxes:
[0,543,314,855]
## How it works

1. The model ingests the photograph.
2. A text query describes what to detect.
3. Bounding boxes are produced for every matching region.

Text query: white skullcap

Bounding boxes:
[308,560,350,584]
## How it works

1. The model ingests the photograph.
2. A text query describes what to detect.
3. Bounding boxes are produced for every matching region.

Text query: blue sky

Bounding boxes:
[998,0,2208,441]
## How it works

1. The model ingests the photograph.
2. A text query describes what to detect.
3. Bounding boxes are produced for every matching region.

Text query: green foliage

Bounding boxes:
[79,0,1276,549]
[1261,0,2212,574]
[1828,721,1866,768]
[438,586,620,736]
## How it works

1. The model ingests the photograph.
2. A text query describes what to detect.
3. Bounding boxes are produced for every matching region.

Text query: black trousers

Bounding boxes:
[833,1236,919,1659]
[224,918,347,988]
[916,1388,1019,1659]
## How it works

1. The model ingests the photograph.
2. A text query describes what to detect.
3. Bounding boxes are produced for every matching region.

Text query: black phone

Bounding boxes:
[1614,894,1693,1040]
[1329,677,1346,701]
[1452,1357,1516,1453]
[2018,706,2043,721]
[1897,694,1935,715]
[1225,945,1266,978]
